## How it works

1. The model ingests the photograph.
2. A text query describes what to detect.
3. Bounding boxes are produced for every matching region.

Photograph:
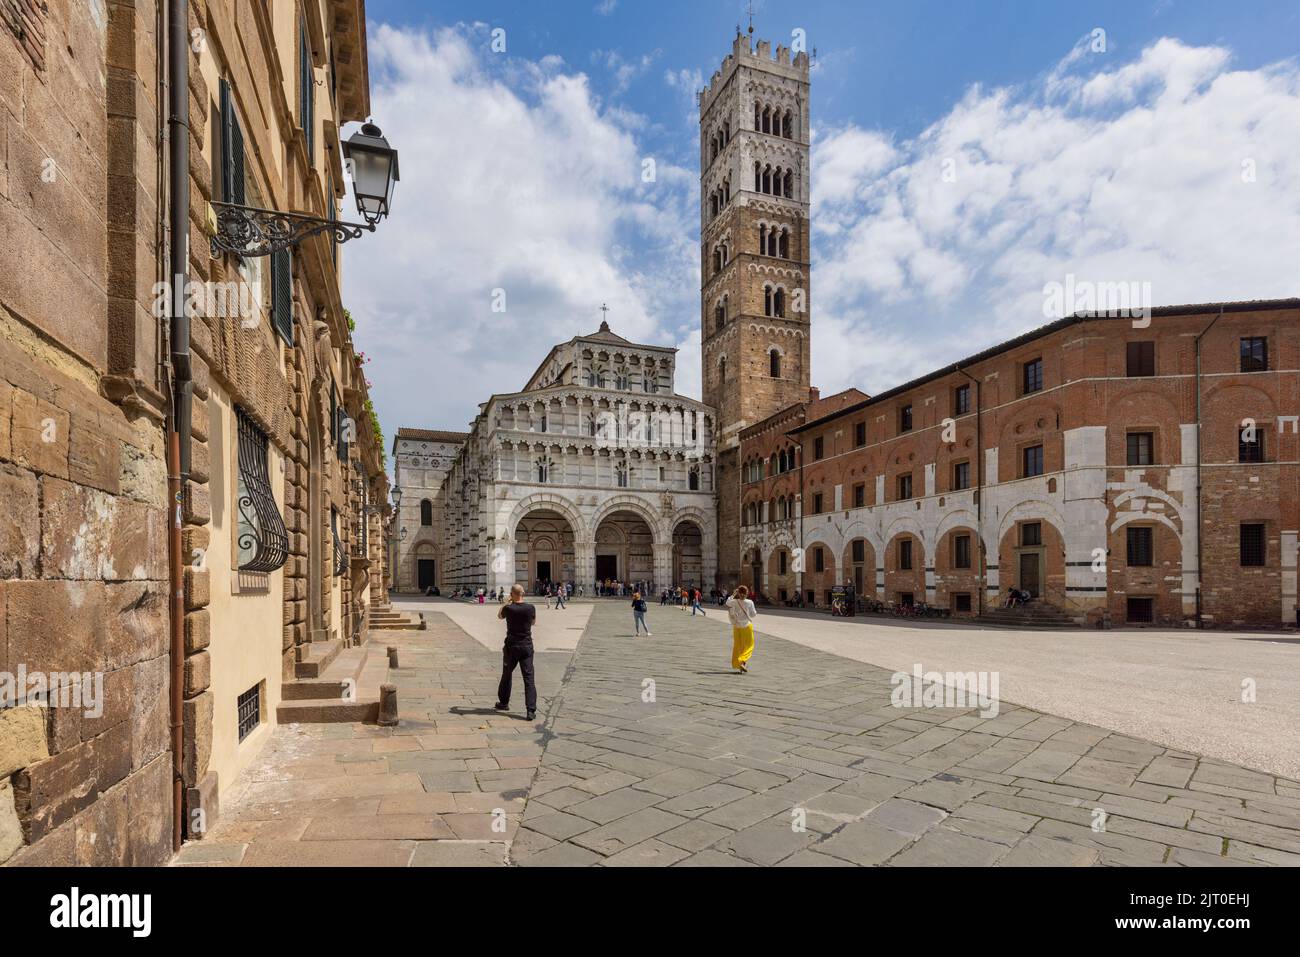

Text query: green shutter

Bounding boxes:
[271,248,293,345]
[220,78,246,206]
[300,19,314,163]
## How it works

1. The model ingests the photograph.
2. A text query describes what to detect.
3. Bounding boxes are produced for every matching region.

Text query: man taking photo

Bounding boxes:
[495,583,538,721]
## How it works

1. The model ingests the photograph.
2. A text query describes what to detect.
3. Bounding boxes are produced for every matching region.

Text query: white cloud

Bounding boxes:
[812,38,1300,397]
[346,25,696,439]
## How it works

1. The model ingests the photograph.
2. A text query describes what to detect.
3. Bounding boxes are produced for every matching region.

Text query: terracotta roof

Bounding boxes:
[579,320,633,345]
[394,427,469,445]
[790,297,1300,435]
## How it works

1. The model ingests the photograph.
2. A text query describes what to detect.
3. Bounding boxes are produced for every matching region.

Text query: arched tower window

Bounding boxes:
[769,349,781,378]
[774,288,786,318]
[764,285,773,316]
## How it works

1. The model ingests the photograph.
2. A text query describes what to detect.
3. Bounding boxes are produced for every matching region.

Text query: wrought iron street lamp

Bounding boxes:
[342,123,400,224]
[210,122,399,258]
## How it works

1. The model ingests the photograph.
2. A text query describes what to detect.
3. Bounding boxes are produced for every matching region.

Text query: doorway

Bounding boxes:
[595,554,618,581]
[536,560,552,584]
[417,559,436,591]
[1018,552,1042,597]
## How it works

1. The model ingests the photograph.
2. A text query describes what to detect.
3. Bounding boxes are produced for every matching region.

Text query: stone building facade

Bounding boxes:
[1,0,388,866]
[737,301,1300,629]
[391,427,467,592]
[435,323,718,594]
[700,32,814,592]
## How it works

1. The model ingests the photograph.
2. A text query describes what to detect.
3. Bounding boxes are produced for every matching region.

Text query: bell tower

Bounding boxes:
[700,29,812,588]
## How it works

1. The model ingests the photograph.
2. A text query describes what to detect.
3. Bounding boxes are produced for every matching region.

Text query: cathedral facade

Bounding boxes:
[435,323,719,593]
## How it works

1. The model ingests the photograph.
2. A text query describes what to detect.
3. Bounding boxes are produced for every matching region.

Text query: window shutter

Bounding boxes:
[300,19,314,163]
[271,248,293,345]
[220,78,247,207]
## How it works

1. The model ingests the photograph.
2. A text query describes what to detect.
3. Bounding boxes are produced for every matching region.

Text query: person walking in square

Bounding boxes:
[495,584,537,720]
[691,587,706,616]
[726,585,757,673]
[631,591,651,636]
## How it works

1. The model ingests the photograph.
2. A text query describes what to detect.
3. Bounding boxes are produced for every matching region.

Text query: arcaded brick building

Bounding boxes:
[737,301,1300,630]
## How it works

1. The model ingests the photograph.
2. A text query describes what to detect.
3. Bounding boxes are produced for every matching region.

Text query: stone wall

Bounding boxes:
[1,0,173,865]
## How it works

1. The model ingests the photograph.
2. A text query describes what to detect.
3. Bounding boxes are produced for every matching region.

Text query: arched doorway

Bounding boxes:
[515,508,576,592]
[593,509,654,585]
[672,519,703,587]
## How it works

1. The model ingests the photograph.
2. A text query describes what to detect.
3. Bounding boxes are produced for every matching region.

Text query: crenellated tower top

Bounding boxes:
[699,32,810,117]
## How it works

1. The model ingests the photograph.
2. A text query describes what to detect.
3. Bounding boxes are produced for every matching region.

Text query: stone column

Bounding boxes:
[575,541,596,590]
[653,542,674,589]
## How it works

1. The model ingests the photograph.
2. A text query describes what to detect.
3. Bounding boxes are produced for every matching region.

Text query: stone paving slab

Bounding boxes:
[172,612,569,867]
[512,602,1300,867]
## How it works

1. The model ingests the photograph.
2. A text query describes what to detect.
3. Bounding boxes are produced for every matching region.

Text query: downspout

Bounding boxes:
[957,367,983,616]
[797,435,805,603]
[166,0,193,851]
[1193,307,1224,629]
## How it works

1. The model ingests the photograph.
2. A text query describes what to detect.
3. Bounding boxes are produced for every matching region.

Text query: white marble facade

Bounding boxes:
[438,322,719,592]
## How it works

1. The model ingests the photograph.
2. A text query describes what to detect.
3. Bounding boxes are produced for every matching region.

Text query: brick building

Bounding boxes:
[1,0,389,866]
[737,301,1300,629]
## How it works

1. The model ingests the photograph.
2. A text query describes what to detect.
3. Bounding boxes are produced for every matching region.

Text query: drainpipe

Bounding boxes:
[957,367,984,616]
[797,436,805,603]
[1193,307,1224,629]
[165,0,193,851]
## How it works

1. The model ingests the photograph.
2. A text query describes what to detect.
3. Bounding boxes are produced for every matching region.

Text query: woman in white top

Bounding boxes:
[725,585,758,673]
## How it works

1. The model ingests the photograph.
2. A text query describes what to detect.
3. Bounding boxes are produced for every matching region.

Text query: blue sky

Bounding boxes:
[346,0,1300,442]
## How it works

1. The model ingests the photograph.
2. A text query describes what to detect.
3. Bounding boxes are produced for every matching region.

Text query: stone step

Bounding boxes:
[294,639,343,678]
[275,697,380,723]
[281,678,351,701]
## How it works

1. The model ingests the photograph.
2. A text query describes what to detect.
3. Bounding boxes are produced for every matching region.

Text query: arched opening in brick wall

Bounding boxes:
[884,532,926,607]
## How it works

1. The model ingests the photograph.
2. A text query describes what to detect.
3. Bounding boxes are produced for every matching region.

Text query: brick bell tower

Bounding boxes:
[700,28,812,589]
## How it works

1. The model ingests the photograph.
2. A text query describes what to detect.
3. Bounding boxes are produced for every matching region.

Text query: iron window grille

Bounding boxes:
[899,540,913,571]
[237,684,261,742]
[1021,522,1042,547]
[897,474,912,500]
[1127,526,1154,567]
[899,404,913,433]
[1240,524,1266,567]
[236,408,289,573]
[853,483,866,508]
[1127,597,1154,623]
[332,508,347,576]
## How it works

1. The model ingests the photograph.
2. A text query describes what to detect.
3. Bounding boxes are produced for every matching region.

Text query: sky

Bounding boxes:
[343,0,1300,448]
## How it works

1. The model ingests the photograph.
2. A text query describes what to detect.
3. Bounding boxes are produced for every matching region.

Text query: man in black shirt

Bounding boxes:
[495,583,537,720]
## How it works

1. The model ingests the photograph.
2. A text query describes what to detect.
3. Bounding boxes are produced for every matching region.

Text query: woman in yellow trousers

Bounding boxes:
[725,585,757,673]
